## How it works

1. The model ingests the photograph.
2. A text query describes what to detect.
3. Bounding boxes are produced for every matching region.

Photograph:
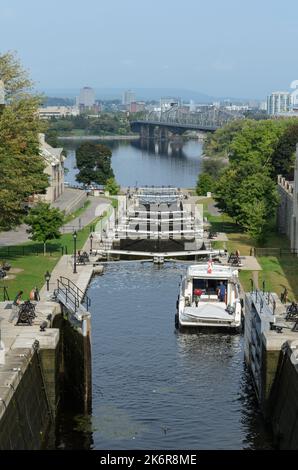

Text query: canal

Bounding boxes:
[54,262,273,450]
[62,138,203,188]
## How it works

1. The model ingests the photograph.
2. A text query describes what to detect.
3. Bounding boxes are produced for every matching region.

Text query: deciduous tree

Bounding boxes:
[25,202,64,255]
[76,142,114,185]
[0,52,49,230]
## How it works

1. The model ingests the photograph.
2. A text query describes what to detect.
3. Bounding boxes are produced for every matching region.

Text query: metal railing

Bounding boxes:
[249,279,276,314]
[254,247,298,257]
[57,276,91,312]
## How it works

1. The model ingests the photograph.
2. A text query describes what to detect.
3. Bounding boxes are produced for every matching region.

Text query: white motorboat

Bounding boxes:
[176,261,242,330]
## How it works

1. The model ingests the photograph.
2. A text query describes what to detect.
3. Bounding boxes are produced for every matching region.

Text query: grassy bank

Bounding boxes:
[197,197,298,300]
[0,218,101,300]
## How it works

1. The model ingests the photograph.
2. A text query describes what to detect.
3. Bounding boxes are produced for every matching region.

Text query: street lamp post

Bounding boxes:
[89,233,94,254]
[44,271,51,291]
[73,231,77,274]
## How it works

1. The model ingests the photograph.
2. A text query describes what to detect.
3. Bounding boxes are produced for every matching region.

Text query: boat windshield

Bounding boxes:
[193,279,227,296]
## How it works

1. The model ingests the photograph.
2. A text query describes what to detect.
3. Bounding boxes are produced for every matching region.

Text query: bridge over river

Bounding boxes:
[130,105,244,138]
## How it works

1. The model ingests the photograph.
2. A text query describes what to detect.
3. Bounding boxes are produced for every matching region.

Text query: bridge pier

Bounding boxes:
[157,127,169,141]
[140,124,155,140]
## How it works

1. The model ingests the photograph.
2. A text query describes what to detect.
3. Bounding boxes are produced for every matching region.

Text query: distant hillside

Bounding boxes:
[41,96,76,106]
[41,87,254,104]
[41,87,215,103]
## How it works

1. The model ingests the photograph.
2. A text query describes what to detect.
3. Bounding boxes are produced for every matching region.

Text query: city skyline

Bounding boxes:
[1,0,298,99]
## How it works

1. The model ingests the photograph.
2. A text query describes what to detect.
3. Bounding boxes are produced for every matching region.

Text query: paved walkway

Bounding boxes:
[0,196,111,246]
[39,255,95,301]
[61,197,110,233]
[207,201,221,217]
[52,188,86,214]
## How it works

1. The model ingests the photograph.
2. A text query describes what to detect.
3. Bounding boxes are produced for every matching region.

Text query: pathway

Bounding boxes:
[0,196,111,246]
[39,255,94,301]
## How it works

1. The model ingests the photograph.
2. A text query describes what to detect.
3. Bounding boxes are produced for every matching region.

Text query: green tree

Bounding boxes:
[25,202,64,255]
[105,177,120,195]
[270,121,298,179]
[0,52,49,230]
[76,142,114,185]
[203,120,246,158]
[196,173,215,196]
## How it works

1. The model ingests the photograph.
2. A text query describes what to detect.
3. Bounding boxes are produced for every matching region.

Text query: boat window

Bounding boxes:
[193,279,227,295]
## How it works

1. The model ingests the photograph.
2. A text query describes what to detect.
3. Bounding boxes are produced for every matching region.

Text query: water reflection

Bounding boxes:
[61,138,203,188]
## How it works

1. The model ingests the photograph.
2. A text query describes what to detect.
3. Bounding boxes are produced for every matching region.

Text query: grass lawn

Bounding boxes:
[0,217,102,301]
[258,256,298,302]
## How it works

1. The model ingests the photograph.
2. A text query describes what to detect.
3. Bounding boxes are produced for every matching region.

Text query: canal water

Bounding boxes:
[62,138,203,188]
[54,262,273,450]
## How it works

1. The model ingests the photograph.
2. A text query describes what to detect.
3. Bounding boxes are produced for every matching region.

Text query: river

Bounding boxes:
[62,138,203,188]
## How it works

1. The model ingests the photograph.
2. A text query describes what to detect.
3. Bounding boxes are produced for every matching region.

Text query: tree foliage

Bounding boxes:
[196,173,215,196]
[270,121,298,179]
[203,120,247,158]
[48,112,132,136]
[210,118,298,243]
[76,142,114,185]
[25,202,64,254]
[0,51,49,230]
[104,177,120,195]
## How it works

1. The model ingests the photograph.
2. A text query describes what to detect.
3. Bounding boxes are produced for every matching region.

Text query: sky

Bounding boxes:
[1,0,298,99]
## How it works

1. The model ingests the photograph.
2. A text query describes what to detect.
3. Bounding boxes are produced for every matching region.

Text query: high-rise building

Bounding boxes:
[77,87,96,108]
[290,80,298,109]
[267,91,291,115]
[122,90,136,105]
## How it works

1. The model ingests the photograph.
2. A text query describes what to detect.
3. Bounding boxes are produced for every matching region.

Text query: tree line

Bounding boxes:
[197,118,298,243]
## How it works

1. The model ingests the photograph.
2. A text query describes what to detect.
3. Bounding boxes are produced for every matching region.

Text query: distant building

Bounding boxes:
[259,101,267,111]
[129,102,137,113]
[129,101,145,113]
[38,106,79,119]
[267,91,291,115]
[290,80,298,110]
[77,86,96,108]
[277,145,298,252]
[225,104,249,112]
[122,90,136,106]
[189,100,196,112]
[160,97,181,112]
[39,134,65,203]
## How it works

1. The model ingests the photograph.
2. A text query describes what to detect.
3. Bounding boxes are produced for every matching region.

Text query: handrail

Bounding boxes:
[58,276,91,311]
[249,278,276,314]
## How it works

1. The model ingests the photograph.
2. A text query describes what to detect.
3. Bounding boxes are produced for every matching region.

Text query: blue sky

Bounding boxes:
[1,0,298,99]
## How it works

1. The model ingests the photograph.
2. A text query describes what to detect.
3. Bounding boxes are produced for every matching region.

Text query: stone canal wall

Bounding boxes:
[0,344,52,449]
[59,310,92,412]
[267,341,298,449]
[0,257,97,449]
[244,290,298,449]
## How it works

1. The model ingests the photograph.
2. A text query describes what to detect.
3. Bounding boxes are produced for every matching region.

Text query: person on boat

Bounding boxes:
[193,288,203,307]
[218,282,226,302]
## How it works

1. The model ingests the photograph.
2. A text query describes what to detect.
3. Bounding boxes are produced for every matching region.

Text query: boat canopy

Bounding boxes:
[187,264,238,280]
